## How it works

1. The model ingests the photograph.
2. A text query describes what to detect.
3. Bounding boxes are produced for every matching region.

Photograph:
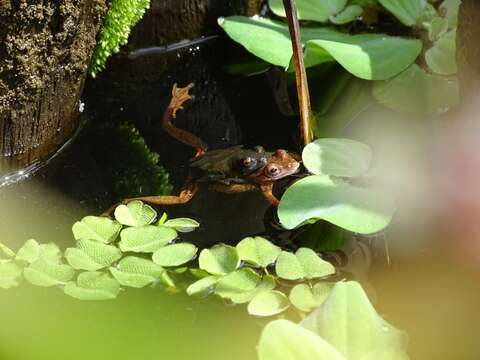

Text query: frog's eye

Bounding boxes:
[265,165,280,178]
[254,146,265,153]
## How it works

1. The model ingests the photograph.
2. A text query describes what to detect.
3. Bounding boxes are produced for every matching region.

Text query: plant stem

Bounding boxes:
[282,0,314,145]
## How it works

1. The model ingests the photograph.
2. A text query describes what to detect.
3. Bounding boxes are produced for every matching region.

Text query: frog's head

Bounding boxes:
[248,149,300,182]
[237,146,268,175]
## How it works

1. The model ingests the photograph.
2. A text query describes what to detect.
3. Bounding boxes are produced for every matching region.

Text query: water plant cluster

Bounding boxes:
[89,0,151,77]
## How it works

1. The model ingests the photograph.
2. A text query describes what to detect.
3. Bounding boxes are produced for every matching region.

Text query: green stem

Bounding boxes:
[282,0,314,145]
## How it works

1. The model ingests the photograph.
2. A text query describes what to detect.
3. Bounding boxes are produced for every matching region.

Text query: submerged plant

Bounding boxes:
[89,0,151,77]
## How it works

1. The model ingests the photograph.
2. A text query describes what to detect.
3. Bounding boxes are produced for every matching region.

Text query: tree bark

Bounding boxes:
[0,0,106,174]
[457,0,480,101]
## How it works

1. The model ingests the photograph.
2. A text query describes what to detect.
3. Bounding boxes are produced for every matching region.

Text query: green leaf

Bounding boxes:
[0,260,23,288]
[440,0,460,29]
[258,319,345,360]
[186,275,221,296]
[64,271,120,300]
[152,243,198,267]
[219,16,421,80]
[378,0,426,26]
[302,138,372,177]
[248,290,290,317]
[425,29,457,75]
[269,0,348,22]
[278,175,395,234]
[119,225,177,253]
[300,281,409,359]
[372,64,459,114]
[114,200,157,227]
[162,218,200,233]
[0,242,15,258]
[426,17,449,42]
[65,239,122,271]
[198,244,240,275]
[16,239,61,264]
[329,4,363,24]
[157,212,168,225]
[236,237,281,267]
[229,274,277,304]
[72,216,122,243]
[214,268,261,300]
[24,259,75,287]
[109,256,164,288]
[275,248,335,280]
[289,283,334,312]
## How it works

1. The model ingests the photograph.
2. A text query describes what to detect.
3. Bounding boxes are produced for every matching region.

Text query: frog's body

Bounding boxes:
[104,83,300,215]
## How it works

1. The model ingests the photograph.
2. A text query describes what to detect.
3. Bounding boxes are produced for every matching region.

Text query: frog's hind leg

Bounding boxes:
[259,183,280,206]
[163,83,208,156]
[102,181,198,216]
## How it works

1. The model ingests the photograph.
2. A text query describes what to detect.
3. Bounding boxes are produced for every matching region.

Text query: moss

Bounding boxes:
[89,0,151,77]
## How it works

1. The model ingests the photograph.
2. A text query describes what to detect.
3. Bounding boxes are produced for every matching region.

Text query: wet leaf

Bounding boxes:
[258,319,345,360]
[275,248,335,280]
[329,4,363,24]
[186,275,221,296]
[65,239,122,271]
[214,268,261,300]
[0,260,23,288]
[114,200,157,227]
[378,0,426,26]
[302,138,372,177]
[278,175,395,234]
[289,283,334,312]
[162,218,200,233]
[229,274,277,304]
[300,281,409,359]
[373,64,459,114]
[72,216,122,244]
[269,0,347,22]
[64,271,120,300]
[109,256,164,288]
[425,29,456,75]
[198,244,240,275]
[119,225,177,253]
[152,243,198,267]
[24,259,75,287]
[248,290,290,317]
[236,237,281,267]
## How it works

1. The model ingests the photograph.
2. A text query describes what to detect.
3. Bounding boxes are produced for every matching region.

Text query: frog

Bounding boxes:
[104,83,300,214]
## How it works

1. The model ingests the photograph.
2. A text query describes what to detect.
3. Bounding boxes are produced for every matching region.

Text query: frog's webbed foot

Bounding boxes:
[162,83,208,156]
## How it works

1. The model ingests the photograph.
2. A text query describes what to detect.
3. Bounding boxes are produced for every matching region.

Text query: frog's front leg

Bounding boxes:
[163,83,208,156]
[259,183,279,206]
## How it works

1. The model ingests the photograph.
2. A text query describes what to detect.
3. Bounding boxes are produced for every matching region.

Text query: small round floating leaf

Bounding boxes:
[425,29,457,75]
[16,239,41,263]
[278,175,395,234]
[275,251,304,280]
[24,259,75,287]
[119,225,177,253]
[427,17,449,42]
[65,239,122,271]
[109,256,164,288]
[289,282,334,312]
[215,268,261,300]
[152,243,198,267]
[329,4,363,24]
[64,271,120,300]
[186,275,221,296]
[0,260,23,289]
[378,0,426,26]
[230,274,277,304]
[302,138,372,177]
[198,244,240,275]
[72,216,122,243]
[258,319,345,360]
[114,200,157,227]
[236,237,281,267]
[247,290,290,317]
[162,218,200,233]
[275,249,335,280]
[269,0,348,22]
[440,0,460,29]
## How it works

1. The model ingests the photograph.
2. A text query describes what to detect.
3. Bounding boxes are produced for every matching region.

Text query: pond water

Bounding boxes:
[1,39,479,359]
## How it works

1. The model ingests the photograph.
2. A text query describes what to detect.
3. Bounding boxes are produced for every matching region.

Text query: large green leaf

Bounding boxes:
[269,0,348,22]
[218,16,421,80]
[302,138,372,177]
[109,256,164,288]
[300,281,409,360]
[119,225,177,253]
[64,271,120,300]
[278,175,395,234]
[198,244,240,275]
[258,319,345,360]
[65,239,122,271]
[378,0,426,26]
[372,64,459,114]
[72,216,122,244]
[236,236,281,267]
